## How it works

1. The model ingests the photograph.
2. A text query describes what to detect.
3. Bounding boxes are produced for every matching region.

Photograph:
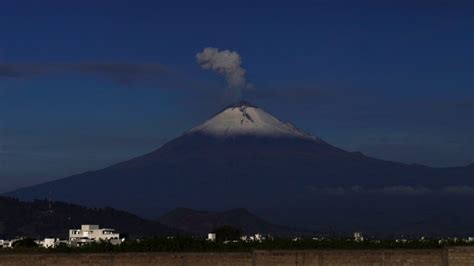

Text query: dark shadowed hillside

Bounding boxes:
[0,196,178,239]
[158,208,313,237]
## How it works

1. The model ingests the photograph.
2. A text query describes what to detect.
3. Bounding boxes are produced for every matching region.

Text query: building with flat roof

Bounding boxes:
[69,224,122,246]
[0,240,12,248]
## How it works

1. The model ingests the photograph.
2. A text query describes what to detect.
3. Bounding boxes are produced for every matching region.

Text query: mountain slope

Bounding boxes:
[0,196,178,239]
[158,208,312,237]
[6,101,474,236]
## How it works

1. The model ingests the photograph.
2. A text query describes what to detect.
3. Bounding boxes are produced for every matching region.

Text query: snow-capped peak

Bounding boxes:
[189,101,321,141]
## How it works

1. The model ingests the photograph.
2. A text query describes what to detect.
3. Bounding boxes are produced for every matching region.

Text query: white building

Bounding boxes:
[42,238,60,248]
[254,234,263,242]
[0,240,12,248]
[353,232,364,242]
[207,233,216,241]
[240,234,265,242]
[69,225,122,246]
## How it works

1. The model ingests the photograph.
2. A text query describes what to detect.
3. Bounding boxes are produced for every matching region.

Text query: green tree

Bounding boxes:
[12,238,38,248]
[213,225,241,242]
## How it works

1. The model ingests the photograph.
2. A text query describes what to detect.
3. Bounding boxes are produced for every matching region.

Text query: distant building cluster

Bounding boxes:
[207,232,268,243]
[1,227,474,249]
[240,233,266,242]
[0,224,124,249]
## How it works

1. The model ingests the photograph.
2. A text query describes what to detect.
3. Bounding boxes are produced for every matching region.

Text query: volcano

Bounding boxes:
[7,101,474,236]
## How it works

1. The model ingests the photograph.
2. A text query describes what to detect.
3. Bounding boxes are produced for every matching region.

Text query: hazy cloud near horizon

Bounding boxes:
[0,62,171,86]
[306,185,474,196]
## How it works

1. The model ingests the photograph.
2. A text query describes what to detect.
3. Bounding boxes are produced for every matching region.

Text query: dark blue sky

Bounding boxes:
[1,0,473,192]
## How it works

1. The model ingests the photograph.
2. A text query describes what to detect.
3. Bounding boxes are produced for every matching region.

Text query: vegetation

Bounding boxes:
[0,196,176,239]
[11,238,38,248]
[213,225,242,242]
[0,237,473,254]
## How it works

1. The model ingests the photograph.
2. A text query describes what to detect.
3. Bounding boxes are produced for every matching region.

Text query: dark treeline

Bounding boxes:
[2,237,474,253]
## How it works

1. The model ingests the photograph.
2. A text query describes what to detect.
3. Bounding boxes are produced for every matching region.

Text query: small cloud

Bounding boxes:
[307,185,433,196]
[380,185,432,196]
[0,63,53,78]
[246,87,330,104]
[350,185,364,193]
[442,186,474,195]
[306,186,346,195]
[452,100,474,109]
[71,63,171,86]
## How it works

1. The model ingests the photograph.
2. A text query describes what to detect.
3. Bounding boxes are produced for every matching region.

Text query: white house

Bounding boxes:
[353,232,364,242]
[240,234,265,242]
[69,225,122,246]
[0,240,12,248]
[42,238,60,248]
[207,233,216,241]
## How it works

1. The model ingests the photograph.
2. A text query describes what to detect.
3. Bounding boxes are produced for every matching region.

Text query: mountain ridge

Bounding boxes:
[0,196,178,239]
[6,101,474,236]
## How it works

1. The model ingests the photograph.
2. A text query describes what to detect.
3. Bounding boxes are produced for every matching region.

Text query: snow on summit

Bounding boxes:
[190,101,319,140]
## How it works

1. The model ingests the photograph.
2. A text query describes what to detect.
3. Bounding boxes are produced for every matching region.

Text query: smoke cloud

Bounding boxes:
[196,47,253,90]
